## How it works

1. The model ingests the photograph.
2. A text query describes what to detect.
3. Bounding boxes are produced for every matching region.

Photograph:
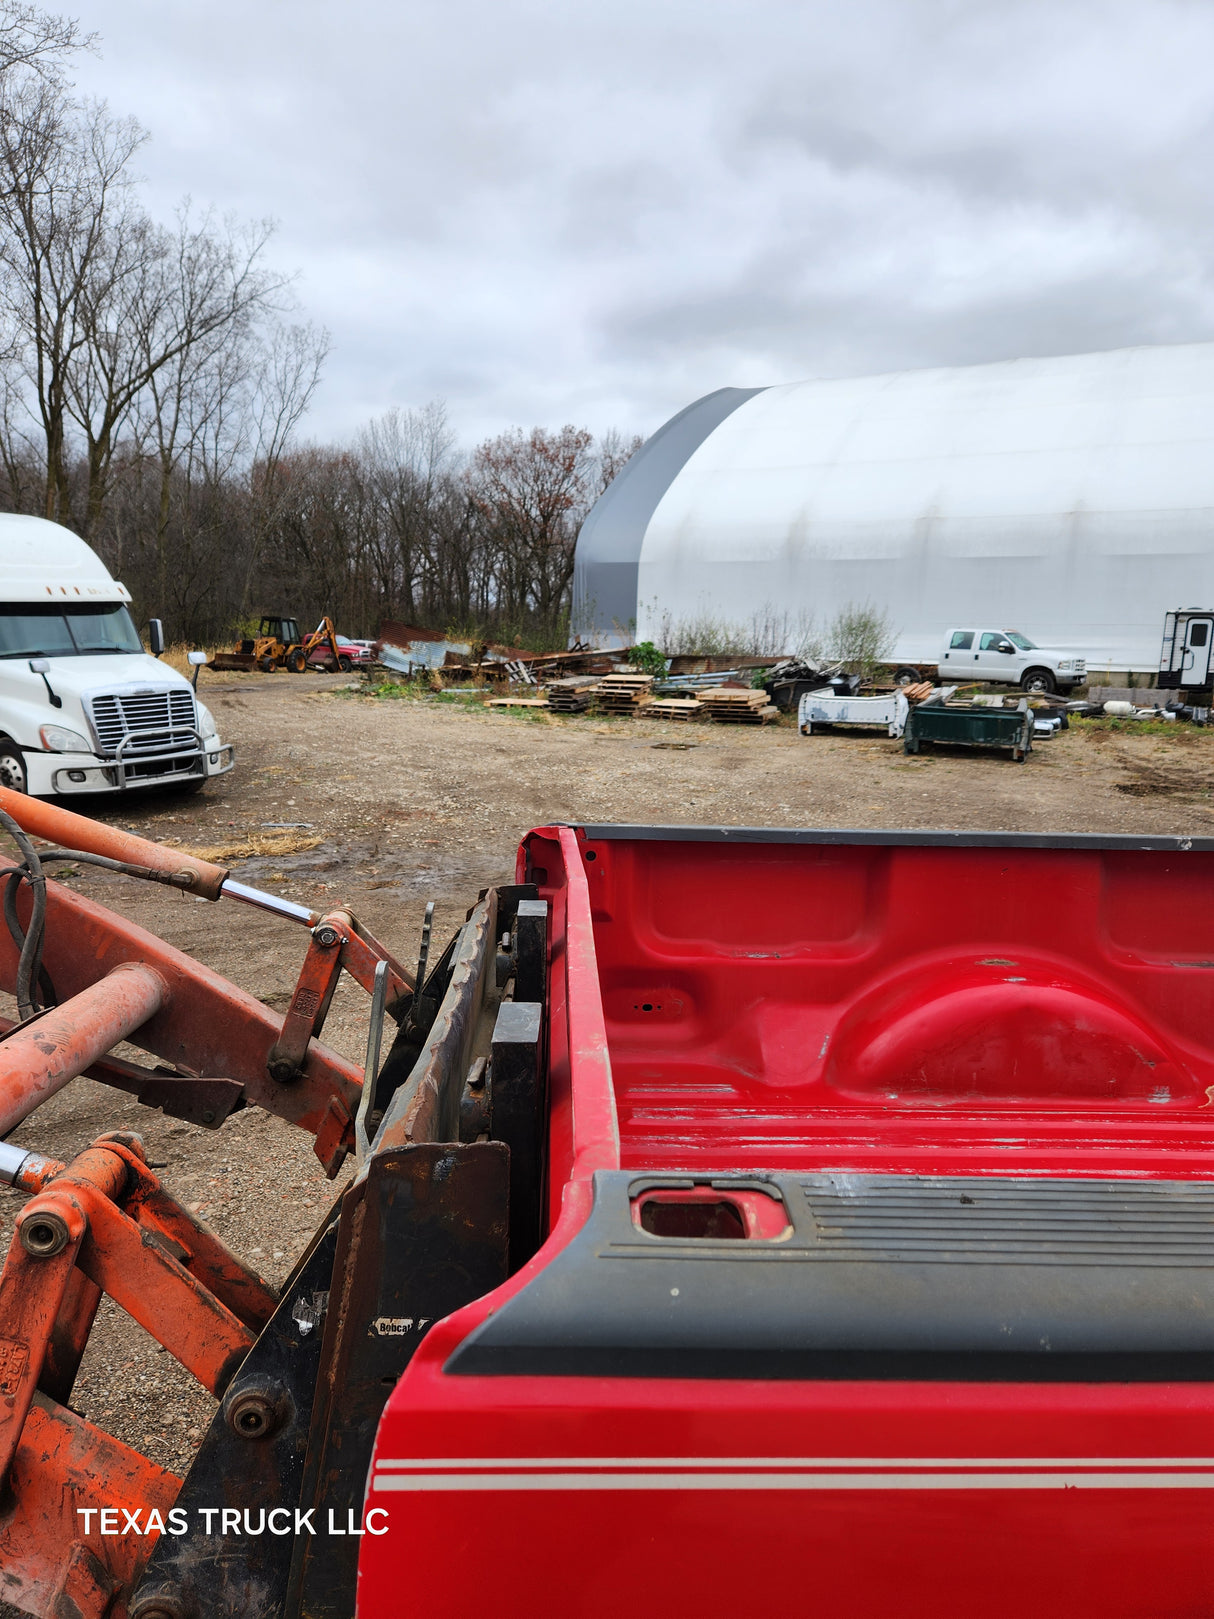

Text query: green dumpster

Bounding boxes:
[903,698,1034,761]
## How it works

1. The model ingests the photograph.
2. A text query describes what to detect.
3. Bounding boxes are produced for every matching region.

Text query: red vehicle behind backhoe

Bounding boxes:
[0,791,1212,1617]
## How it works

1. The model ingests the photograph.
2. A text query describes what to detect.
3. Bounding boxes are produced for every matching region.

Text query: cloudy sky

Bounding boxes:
[68,0,1214,446]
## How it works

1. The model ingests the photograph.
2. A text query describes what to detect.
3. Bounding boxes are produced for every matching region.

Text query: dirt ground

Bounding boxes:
[4,671,1214,1537]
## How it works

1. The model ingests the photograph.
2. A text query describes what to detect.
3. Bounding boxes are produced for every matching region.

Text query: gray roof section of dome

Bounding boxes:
[572,385,766,644]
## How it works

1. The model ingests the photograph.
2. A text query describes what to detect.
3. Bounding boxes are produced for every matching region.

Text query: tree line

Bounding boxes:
[0,5,640,648]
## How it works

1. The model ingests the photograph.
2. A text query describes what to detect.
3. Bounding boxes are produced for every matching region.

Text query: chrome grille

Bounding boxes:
[87,687,198,757]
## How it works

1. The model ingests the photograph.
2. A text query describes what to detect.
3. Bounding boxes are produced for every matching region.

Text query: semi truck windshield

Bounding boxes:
[0,602,144,658]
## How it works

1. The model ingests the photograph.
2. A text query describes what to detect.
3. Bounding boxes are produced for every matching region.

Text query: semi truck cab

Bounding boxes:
[0,514,234,796]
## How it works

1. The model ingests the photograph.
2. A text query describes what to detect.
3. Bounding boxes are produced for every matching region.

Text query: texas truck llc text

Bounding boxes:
[77,1507,390,1537]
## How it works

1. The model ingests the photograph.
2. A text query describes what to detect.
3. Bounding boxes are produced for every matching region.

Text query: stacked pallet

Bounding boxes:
[486,697,549,710]
[646,698,703,723]
[697,686,780,725]
[546,678,597,714]
[593,672,654,715]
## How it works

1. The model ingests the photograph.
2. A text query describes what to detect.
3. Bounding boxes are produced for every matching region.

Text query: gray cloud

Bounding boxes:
[68,0,1214,444]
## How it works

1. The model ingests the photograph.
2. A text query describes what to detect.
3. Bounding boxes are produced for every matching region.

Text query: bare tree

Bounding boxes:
[117,208,287,610]
[238,319,328,611]
[468,424,596,634]
[67,203,290,539]
[0,2,92,82]
[593,426,643,495]
[359,401,456,621]
[0,84,144,523]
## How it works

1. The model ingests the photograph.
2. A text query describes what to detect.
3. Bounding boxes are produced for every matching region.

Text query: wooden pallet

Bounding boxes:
[593,672,655,715]
[546,677,598,713]
[696,687,778,724]
[646,699,703,722]
[704,704,780,725]
[485,698,550,709]
[702,692,780,725]
[696,685,764,703]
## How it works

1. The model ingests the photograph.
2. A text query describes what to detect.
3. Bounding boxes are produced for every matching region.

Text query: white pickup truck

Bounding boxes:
[891,629,1086,695]
[0,514,235,797]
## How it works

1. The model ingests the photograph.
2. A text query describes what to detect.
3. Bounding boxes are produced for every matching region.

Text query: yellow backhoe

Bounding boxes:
[209,615,351,673]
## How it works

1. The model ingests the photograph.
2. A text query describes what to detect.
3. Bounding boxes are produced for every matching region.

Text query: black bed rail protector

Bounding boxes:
[446,1171,1214,1382]
[573,824,1214,852]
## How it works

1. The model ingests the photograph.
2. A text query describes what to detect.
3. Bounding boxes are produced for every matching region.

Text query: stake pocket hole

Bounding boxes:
[633,1186,792,1241]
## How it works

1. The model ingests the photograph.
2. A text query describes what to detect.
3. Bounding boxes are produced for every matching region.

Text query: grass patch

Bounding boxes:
[1070,716,1206,739]
[341,675,441,701]
[161,641,226,678]
[500,706,552,724]
[339,675,515,712]
[183,830,323,863]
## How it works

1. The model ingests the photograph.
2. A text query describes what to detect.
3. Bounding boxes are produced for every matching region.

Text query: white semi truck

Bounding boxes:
[0,514,234,796]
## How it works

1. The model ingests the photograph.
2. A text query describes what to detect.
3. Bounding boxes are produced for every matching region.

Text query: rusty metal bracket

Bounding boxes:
[0,1131,285,1614]
[267,913,348,1084]
[0,1396,180,1618]
[0,857,365,1162]
[286,1143,510,1618]
[267,909,415,1088]
[0,1028,249,1131]
[130,1215,342,1619]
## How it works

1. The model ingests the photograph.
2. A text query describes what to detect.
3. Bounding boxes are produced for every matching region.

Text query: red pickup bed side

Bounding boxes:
[360,826,1214,1618]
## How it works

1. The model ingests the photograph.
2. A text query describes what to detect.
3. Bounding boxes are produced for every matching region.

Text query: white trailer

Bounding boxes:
[0,515,235,796]
[1158,610,1214,693]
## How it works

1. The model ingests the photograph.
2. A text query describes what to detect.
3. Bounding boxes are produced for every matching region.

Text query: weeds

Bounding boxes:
[183,830,322,863]
[651,603,816,658]
[160,640,224,678]
[648,599,898,672]
[1070,716,1208,739]
[816,602,897,683]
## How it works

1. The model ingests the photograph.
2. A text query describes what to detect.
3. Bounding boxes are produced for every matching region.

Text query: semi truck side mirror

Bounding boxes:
[28,658,62,709]
[148,619,165,657]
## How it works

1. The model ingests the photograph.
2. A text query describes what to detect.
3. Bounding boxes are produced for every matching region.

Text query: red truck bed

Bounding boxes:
[3,800,1213,1617]
[362,826,1214,1618]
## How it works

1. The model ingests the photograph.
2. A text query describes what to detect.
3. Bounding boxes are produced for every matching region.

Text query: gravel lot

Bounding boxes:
[3,670,1214,1592]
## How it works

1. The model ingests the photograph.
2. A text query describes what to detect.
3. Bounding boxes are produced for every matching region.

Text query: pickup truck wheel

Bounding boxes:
[1021,668,1056,694]
[337,655,353,673]
[0,739,27,793]
[893,666,921,686]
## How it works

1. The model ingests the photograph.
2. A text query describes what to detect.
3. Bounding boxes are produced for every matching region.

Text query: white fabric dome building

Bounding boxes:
[573,342,1214,674]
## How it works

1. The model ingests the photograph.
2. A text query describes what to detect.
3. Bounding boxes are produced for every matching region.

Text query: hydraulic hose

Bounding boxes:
[0,806,47,1019]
